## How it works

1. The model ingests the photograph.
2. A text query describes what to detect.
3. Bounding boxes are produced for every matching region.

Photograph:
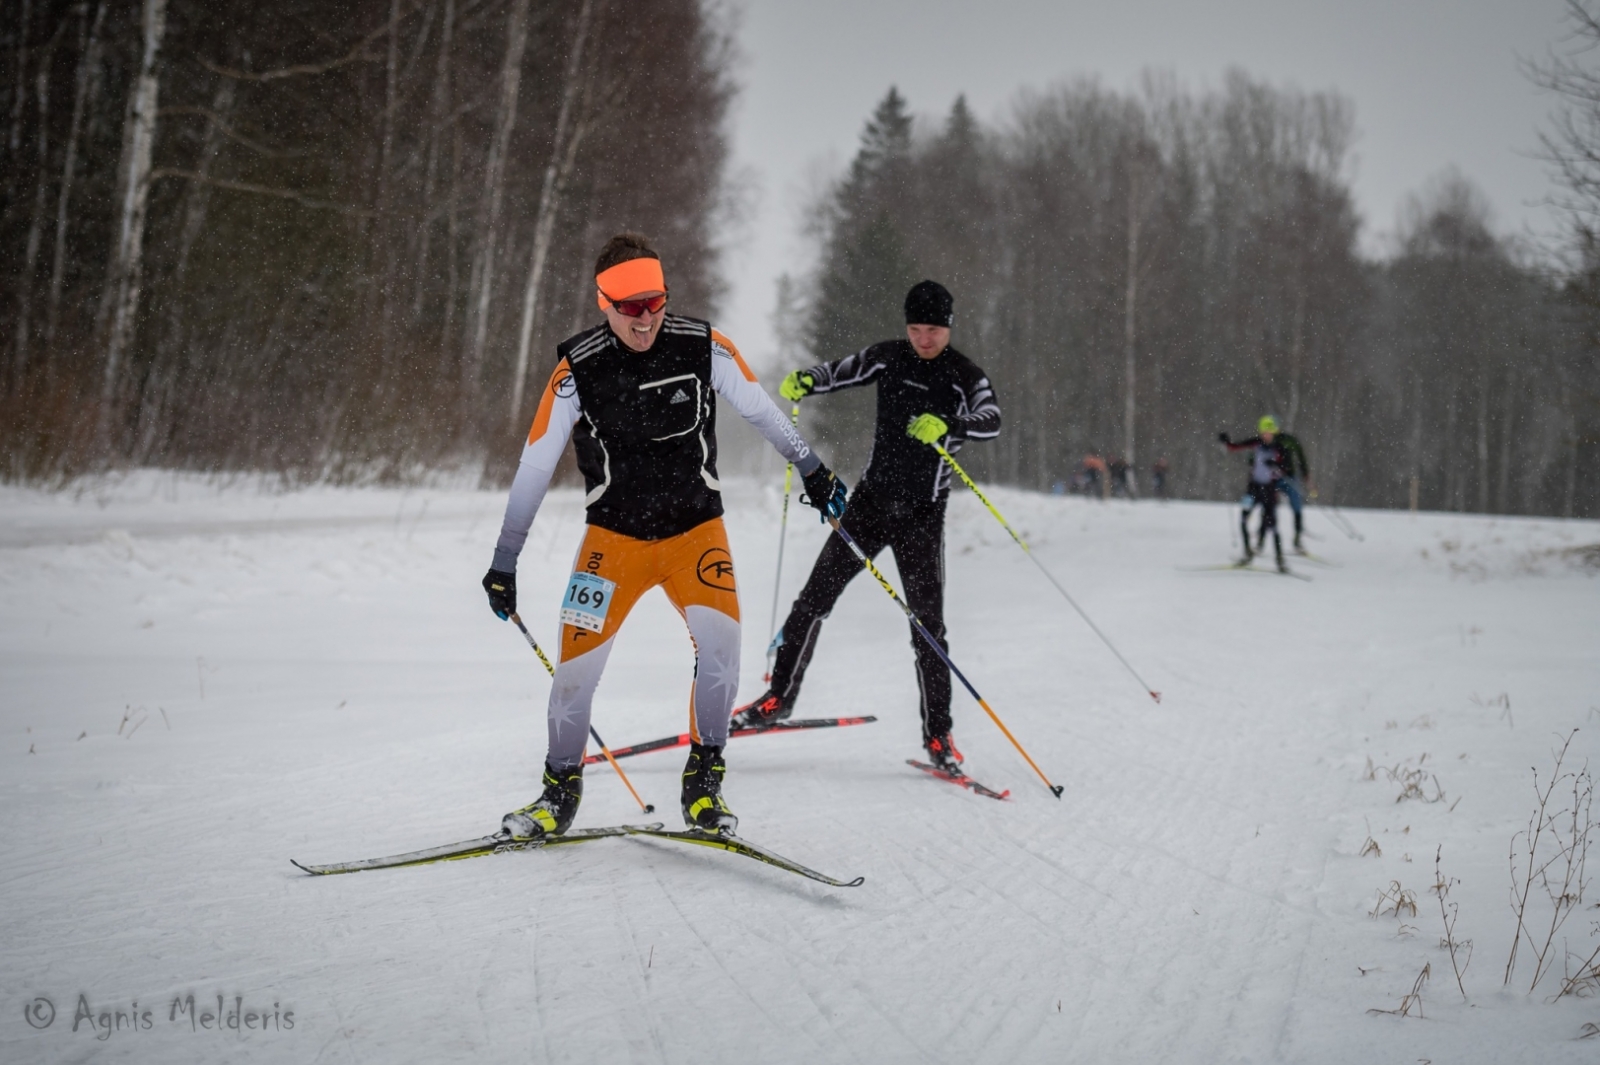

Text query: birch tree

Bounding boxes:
[97,0,169,443]
[509,0,596,428]
[462,0,530,401]
[45,0,108,353]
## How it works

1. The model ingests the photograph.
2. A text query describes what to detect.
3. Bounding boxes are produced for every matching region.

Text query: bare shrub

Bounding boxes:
[1505,730,1595,994]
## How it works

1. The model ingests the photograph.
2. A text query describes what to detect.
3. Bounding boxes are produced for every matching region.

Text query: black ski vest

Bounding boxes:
[557,314,722,540]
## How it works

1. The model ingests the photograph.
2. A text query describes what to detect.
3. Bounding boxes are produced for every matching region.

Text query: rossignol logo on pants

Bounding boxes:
[696,548,736,591]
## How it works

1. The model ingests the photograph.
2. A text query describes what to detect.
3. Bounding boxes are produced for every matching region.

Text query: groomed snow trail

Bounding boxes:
[1,474,1596,1064]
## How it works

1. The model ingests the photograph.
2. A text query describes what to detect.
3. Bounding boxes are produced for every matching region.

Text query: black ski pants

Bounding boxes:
[1242,481,1281,549]
[770,485,952,741]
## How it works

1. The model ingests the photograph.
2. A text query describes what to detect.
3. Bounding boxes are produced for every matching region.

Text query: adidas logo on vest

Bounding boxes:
[669,388,691,404]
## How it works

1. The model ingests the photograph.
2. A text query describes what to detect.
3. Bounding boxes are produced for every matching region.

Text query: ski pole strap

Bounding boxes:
[929,444,1163,705]
[826,518,1063,799]
[511,613,654,813]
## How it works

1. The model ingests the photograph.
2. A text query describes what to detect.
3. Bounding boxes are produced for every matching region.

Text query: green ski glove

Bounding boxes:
[779,371,815,402]
[906,413,949,445]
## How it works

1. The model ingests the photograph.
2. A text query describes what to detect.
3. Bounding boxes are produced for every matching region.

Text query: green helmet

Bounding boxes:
[1258,415,1279,435]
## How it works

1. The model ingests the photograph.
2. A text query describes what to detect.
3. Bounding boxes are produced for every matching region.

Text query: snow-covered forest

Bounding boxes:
[2,1,1598,517]
[1,0,732,479]
[790,83,1597,517]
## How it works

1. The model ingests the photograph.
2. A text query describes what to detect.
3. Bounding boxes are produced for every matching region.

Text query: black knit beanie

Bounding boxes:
[904,280,954,327]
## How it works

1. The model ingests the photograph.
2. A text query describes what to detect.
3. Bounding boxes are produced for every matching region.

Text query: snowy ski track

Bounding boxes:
[1,473,1597,1064]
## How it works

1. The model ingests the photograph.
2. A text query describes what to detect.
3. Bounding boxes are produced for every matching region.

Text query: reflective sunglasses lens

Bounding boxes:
[613,294,667,317]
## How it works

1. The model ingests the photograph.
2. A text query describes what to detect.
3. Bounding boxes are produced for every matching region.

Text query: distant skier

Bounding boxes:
[1220,415,1292,572]
[1272,427,1313,553]
[481,233,846,840]
[1151,457,1170,500]
[1109,456,1136,499]
[1074,453,1106,497]
[730,280,1001,773]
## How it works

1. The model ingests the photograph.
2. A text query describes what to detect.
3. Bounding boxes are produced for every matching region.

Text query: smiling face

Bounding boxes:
[906,324,950,359]
[602,289,668,352]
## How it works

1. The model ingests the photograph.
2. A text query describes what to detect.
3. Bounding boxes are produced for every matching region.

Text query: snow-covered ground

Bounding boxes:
[2,472,1597,1064]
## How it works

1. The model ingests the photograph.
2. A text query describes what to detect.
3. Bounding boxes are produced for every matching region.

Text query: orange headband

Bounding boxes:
[595,257,666,309]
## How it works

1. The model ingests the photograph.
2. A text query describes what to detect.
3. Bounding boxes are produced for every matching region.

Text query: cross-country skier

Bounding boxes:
[1151,457,1170,500]
[1272,426,1313,553]
[1220,415,1292,572]
[481,233,847,840]
[729,280,1001,773]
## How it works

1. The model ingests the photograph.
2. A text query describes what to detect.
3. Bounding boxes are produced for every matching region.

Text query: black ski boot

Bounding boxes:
[681,743,737,834]
[1273,533,1288,573]
[924,733,964,774]
[728,688,793,730]
[502,762,583,840]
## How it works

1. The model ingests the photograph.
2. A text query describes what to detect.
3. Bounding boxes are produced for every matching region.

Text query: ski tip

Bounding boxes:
[290,859,316,875]
[843,876,866,887]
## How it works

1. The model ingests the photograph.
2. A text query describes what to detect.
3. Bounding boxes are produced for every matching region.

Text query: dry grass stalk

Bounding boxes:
[1372,880,1419,919]
[1556,942,1600,1001]
[1364,757,1448,804]
[1368,963,1430,1019]
[1433,846,1472,999]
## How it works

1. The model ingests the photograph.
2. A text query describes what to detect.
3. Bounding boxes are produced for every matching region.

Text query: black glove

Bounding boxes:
[482,568,516,620]
[800,463,848,522]
[1217,432,1230,444]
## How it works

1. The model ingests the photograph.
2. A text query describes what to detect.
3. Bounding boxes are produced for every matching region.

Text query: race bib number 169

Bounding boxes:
[560,572,616,634]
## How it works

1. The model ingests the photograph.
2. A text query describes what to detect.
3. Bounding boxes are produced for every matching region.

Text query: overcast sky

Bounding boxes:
[715,0,1572,370]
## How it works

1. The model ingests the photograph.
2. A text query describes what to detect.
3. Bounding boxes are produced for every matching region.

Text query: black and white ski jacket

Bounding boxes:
[803,339,1000,506]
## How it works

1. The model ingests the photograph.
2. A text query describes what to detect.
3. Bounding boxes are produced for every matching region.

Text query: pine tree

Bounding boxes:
[803,88,919,472]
